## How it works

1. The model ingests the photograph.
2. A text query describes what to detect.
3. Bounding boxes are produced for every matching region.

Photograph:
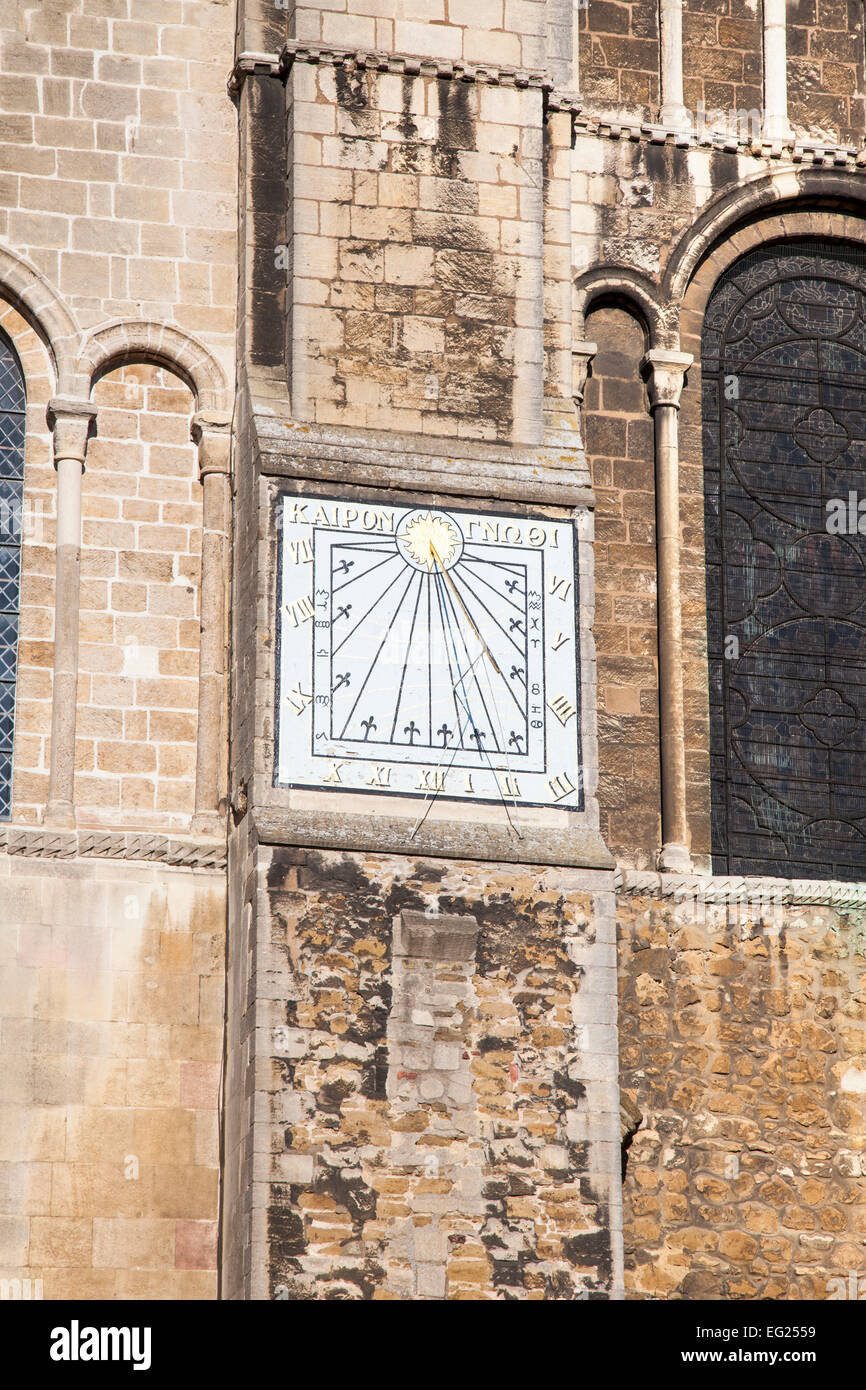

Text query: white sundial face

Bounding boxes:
[276,495,583,811]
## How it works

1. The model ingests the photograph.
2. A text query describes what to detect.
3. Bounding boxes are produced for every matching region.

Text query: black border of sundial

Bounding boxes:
[273,492,584,813]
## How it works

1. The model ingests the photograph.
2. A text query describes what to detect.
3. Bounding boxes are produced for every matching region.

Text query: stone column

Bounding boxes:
[659,0,690,129]
[762,0,791,142]
[543,107,577,439]
[573,0,580,93]
[45,396,97,828]
[641,350,693,873]
[545,0,580,93]
[191,410,231,837]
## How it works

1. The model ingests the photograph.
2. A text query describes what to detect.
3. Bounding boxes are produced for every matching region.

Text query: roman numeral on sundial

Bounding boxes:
[549,772,576,801]
[417,768,446,791]
[549,693,576,725]
[285,685,312,715]
[285,595,314,627]
[288,538,313,564]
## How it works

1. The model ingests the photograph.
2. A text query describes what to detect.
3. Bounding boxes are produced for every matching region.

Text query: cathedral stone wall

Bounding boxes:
[0,0,235,1301]
[224,848,620,1301]
[0,0,236,356]
[618,879,866,1299]
[787,0,866,144]
[578,0,660,119]
[681,0,762,133]
[286,63,543,444]
[4,0,866,1304]
[0,847,224,1298]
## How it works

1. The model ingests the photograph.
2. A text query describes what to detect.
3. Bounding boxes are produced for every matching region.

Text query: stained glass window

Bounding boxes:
[704,240,866,881]
[0,335,24,820]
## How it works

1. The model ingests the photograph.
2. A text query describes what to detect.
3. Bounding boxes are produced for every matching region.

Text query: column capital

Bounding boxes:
[572,340,597,406]
[191,410,232,478]
[47,396,97,466]
[641,349,693,409]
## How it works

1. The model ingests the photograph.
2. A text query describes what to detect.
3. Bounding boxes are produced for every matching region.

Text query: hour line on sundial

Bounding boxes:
[430,542,503,677]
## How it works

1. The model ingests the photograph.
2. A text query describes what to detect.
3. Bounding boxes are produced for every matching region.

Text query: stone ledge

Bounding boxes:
[231,44,582,113]
[615,867,866,907]
[252,411,595,507]
[281,40,552,91]
[227,50,282,96]
[0,824,227,870]
[575,112,866,169]
[255,808,614,870]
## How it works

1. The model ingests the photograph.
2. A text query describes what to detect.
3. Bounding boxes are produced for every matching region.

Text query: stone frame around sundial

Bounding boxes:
[250,471,613,871]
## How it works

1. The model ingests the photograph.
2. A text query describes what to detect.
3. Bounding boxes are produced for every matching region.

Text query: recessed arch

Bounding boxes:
[75,320,231,415]
[701,236,866,880]
[574,265,667,349]
[666,166,866,311]
[0,242,80,395]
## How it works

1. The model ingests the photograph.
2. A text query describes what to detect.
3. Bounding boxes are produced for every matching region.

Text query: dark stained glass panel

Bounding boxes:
[0,335,24,820]
[704,240,866,881]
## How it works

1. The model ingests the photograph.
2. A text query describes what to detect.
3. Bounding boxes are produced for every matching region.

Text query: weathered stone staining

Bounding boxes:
[256,853,618,1300]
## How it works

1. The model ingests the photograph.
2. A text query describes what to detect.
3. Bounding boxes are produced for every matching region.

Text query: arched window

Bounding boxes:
[703,239,866,881]
[0,334,24,820]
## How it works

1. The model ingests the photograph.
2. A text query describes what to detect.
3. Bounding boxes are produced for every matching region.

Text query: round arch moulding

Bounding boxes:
[74,320,231,415]
[0,241,80,395]
[573,265,669,350]
[665,166,866,311]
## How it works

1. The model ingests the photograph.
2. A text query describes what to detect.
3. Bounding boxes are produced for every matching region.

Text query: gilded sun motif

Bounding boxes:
[396,510,463,572]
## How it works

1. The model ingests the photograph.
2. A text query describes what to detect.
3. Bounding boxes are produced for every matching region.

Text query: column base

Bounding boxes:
[658,841,692,873]
[761,117,793,144]
[44,799,76,829]
[660,103,692,131]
